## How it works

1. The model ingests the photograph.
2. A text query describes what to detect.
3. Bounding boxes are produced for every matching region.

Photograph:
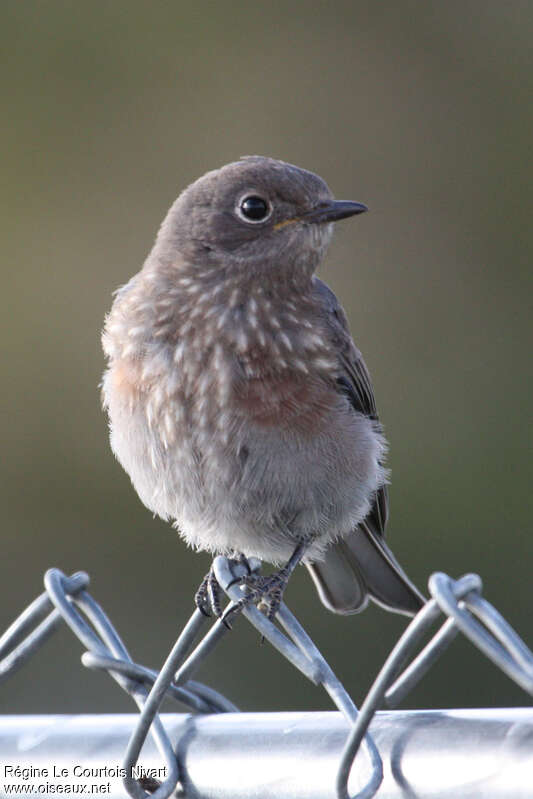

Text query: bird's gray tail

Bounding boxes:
[306,524,425,617]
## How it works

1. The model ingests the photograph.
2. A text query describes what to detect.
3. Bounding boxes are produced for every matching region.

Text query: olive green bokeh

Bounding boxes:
[1,1,532,714]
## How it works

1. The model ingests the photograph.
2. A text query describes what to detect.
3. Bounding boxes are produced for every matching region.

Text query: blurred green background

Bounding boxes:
[1,1,532,715]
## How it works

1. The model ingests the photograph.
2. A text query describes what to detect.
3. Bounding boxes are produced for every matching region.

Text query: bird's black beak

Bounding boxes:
[303,200,367,224]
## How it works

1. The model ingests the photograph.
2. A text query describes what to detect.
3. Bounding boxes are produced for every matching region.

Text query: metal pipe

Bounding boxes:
[0,710,531,798]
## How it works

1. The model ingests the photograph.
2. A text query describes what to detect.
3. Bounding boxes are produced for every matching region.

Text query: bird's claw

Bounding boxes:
[222,566,291,626]
[194,567,223,619]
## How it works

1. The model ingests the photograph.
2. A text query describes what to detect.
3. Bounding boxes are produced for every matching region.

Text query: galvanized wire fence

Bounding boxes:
[1,559,532,798]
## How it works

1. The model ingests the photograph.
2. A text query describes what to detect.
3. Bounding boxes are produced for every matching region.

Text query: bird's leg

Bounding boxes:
[222,536,312,626]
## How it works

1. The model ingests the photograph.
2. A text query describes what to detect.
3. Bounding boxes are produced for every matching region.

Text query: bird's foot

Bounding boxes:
[221,535,313,627]
[246,567,292,622]
[194,566,223,619]
[196,540,311,630]
[221,567,291,628]
[194,554,255,627]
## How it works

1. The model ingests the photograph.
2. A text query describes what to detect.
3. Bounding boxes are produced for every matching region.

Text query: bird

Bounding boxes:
[101,156,424,623]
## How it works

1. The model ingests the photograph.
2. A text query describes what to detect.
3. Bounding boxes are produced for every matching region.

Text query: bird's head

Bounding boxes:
[153,156,366,281]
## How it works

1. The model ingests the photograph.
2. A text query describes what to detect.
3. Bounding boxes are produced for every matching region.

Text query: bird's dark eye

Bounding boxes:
[238,195,271,223]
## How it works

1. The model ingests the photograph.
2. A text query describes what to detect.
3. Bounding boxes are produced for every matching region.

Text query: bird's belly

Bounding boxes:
[104,360,386,565]
[113,413,383,565]
[208,410,385,562]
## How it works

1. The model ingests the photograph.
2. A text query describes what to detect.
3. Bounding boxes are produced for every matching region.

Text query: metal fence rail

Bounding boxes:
[0,561,532,799]
[1,710,533,798]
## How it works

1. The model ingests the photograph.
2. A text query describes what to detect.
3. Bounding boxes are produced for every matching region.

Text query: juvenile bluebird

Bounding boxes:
[102,156,424,622]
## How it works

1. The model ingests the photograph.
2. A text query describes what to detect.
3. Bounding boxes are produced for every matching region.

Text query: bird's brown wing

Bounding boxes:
[306,279,425,616]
